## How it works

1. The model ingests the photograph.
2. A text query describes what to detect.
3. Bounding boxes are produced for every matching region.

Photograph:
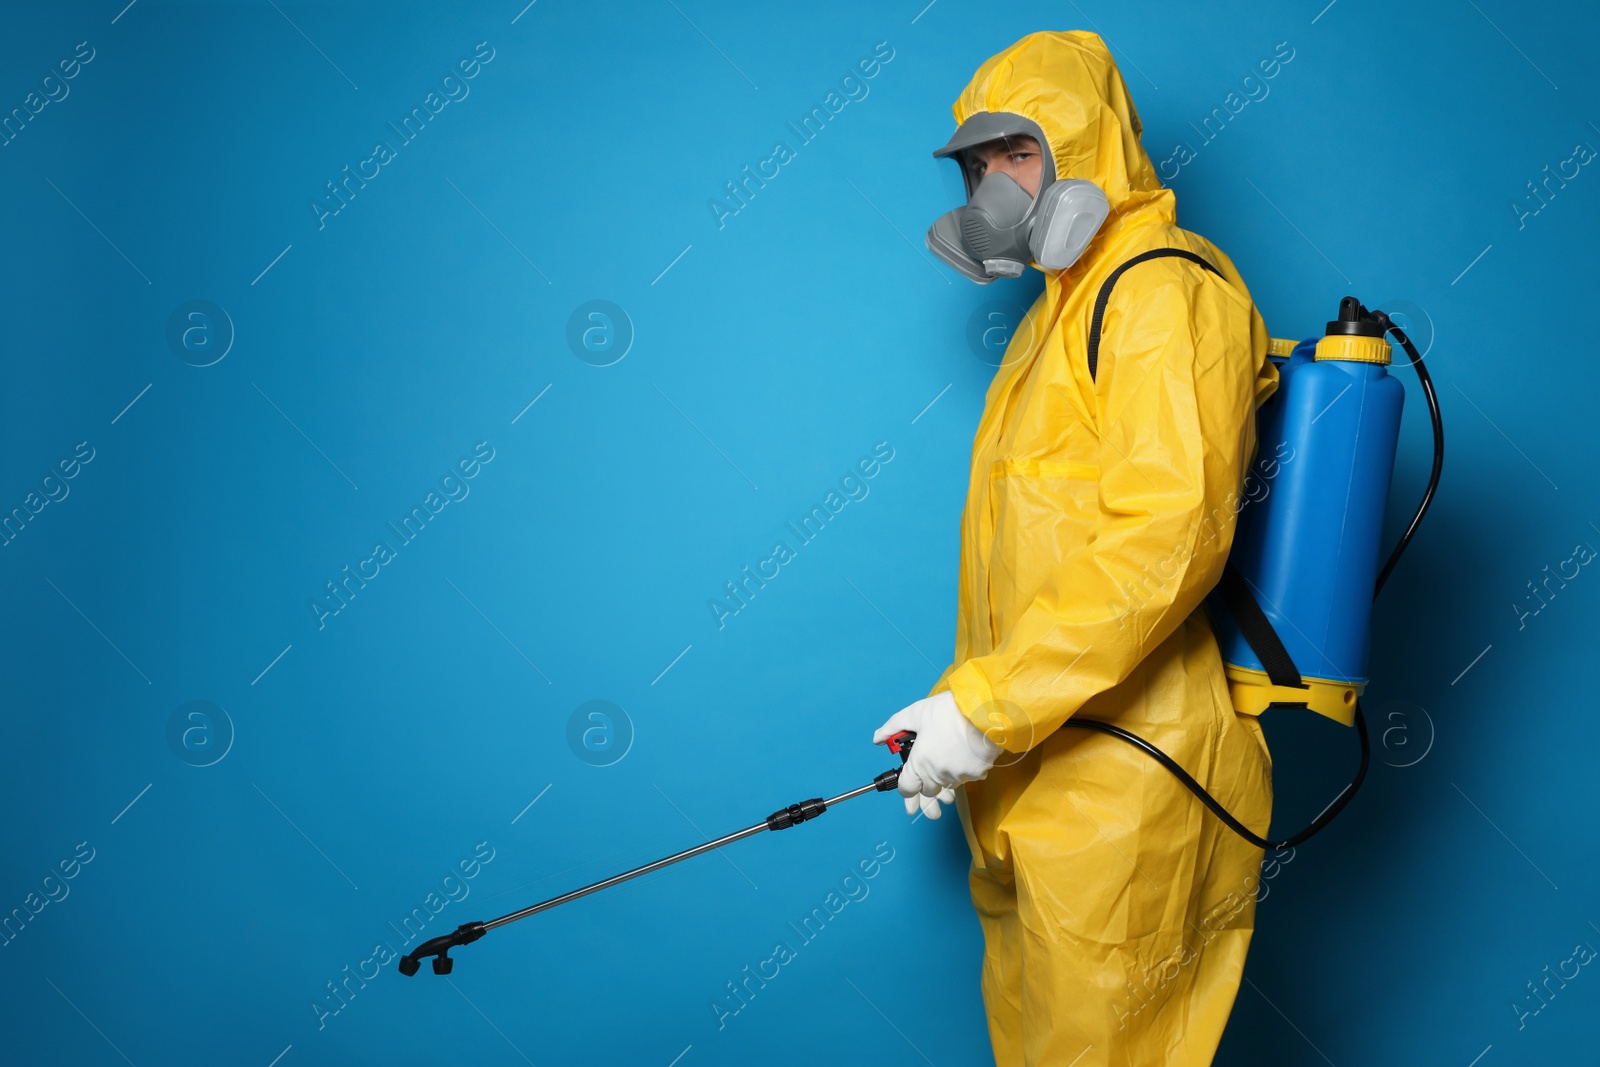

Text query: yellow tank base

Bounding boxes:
[1223,662,1363,726]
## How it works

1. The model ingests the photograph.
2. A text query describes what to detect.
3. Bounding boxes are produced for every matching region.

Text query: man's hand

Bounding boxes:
[873,691,1002,818]
[902,789,957,820]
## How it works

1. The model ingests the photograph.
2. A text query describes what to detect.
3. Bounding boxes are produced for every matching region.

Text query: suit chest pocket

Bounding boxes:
[985,458,1100,633]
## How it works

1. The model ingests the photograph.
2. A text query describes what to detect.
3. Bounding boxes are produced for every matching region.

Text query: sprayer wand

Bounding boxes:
[398,732,919,976]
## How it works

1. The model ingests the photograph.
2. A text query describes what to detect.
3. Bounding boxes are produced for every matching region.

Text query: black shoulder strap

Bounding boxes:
[1085,248,1223,382]
[1217,562,1307,694]
[1085,248,1307,696]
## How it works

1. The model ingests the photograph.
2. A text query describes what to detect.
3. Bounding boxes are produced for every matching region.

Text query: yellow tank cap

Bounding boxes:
[1267,337,1299,358]
[1315,334,1391,365]
[1222,662,1364,726]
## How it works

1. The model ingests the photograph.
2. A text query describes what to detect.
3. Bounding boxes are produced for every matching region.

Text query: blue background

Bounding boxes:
[2,1,1595,1064]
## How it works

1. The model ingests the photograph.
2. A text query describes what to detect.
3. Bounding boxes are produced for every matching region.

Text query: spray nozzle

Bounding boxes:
[1326,296,1387,337]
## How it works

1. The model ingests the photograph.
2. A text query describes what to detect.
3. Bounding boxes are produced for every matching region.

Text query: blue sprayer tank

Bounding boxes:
[1203,298,1405,725]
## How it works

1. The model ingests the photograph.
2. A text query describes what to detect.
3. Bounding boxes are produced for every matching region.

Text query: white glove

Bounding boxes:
[903,789,956,820]
[873,691,1002,817]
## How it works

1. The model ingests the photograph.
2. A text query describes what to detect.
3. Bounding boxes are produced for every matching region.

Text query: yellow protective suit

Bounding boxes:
[926,31,1280,1067]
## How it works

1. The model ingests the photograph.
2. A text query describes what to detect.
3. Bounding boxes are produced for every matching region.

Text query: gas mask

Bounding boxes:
[925,112,1111,284]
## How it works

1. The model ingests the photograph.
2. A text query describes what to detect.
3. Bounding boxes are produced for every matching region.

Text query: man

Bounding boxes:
[873,30,1280,1067]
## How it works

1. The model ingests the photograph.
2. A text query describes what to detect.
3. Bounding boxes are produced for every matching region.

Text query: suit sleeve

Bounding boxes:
[941,265,1265,753]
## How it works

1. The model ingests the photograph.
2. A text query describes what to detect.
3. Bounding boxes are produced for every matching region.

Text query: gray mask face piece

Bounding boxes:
[925,110,1111,283]
[927,171,1036,282]
[925,173,1111,282]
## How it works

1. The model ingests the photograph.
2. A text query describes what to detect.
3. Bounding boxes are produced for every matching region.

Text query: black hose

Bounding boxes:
[1058,312,1442,851]
[1369,310,1444,599]
[1061,710,1370,850]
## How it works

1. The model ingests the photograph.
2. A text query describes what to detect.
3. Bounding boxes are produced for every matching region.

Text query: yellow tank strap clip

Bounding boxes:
[1222,663,1363,726]
[1266,337,1299,358]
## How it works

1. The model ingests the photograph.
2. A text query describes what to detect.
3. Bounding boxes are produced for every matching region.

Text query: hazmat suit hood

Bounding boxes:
[940,30,1175,269]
